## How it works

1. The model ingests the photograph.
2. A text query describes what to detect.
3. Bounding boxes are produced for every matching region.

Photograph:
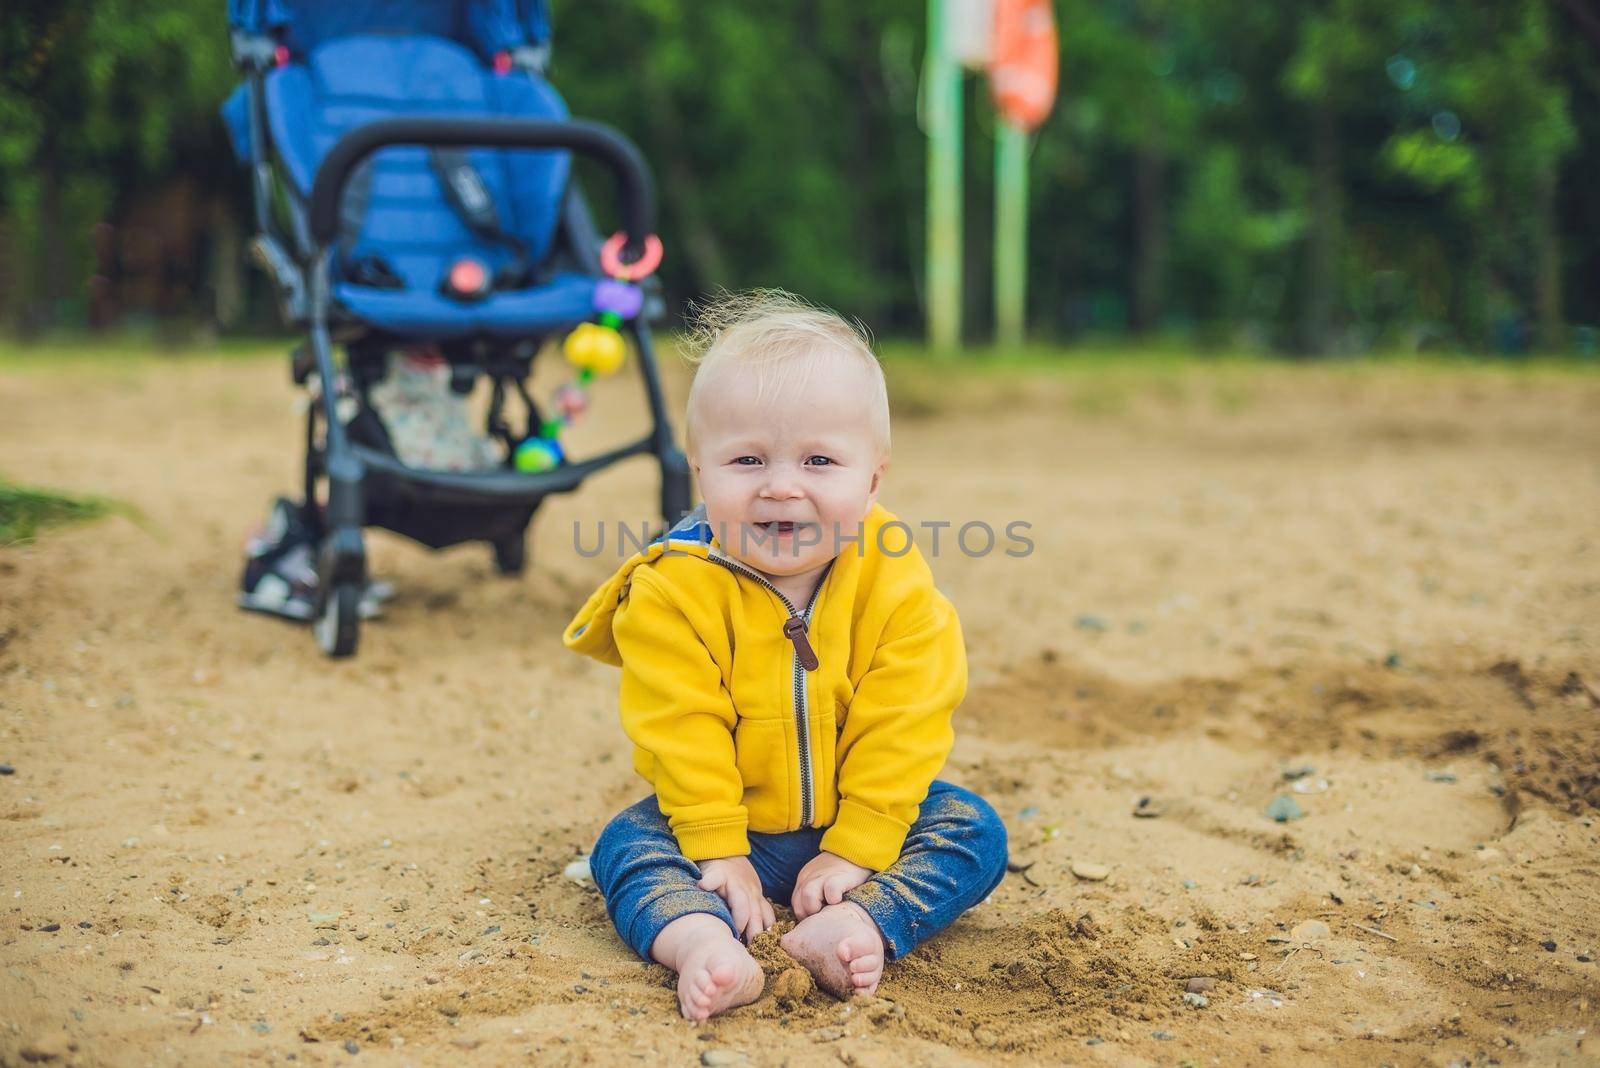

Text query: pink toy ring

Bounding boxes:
[599,232,663,281]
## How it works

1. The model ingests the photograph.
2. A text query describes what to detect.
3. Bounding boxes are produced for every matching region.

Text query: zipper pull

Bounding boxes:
[782,617,820,671]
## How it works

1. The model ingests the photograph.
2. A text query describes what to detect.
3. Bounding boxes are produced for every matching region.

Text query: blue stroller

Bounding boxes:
[221,0,691,657]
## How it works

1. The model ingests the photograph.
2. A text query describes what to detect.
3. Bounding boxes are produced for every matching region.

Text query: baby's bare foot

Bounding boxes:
[676,937,764,1020]
[653,914,764,1021]
[780,900,885,999]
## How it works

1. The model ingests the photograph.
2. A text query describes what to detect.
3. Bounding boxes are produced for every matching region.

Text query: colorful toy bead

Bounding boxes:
[513,436,565,473]
[553,382,589,421]
[563,321,627,376]
[593,279,644,320]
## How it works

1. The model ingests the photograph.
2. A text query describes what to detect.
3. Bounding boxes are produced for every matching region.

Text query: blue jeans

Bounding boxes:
[590,780,1008,962]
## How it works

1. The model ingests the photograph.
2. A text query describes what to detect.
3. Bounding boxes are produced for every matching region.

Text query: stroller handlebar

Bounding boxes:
[307,117,656,260]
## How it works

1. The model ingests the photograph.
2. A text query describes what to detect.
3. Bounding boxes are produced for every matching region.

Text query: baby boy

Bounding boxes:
[563,291,1007,1020]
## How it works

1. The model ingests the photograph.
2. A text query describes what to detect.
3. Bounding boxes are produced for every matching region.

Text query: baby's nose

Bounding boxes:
[760,467,804,498]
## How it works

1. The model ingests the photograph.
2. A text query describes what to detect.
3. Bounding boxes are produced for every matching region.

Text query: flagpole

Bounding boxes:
[926,0,963,352]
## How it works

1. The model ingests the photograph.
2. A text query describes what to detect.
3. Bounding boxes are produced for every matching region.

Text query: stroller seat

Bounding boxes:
[264,32,595,336]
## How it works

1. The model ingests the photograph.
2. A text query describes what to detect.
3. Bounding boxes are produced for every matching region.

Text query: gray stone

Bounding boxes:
[1266,795,1305,822]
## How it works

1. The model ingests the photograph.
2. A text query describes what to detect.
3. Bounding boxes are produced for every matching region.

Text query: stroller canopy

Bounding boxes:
[227,0,550,60]
[222,0,605,337]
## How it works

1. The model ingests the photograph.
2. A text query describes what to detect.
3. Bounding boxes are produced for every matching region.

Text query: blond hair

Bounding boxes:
[680,289,890,458]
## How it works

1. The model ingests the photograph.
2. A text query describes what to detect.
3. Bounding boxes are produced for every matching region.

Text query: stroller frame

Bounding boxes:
[232,41,691,657]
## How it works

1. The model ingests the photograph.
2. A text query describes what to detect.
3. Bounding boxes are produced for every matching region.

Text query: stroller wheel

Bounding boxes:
[315,582,362,658]
[491,533,527,576]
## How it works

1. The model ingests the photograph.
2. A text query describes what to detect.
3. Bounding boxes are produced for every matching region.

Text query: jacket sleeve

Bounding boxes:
[820,586,965,871]
[611,568,749,861]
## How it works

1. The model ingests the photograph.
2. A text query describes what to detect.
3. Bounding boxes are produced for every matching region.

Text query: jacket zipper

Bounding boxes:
[703,550,831,827]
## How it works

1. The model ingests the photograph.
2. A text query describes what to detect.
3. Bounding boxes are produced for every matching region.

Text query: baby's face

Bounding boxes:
[689,351,887,588]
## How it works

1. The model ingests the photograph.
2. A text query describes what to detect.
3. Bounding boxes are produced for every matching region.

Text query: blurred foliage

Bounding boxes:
[0,0,1596,353]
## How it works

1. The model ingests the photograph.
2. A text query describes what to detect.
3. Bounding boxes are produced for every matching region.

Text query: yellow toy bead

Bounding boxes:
[563,322,627,376]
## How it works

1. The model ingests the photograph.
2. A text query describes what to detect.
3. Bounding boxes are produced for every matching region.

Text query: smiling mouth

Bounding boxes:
[755,521,806,538]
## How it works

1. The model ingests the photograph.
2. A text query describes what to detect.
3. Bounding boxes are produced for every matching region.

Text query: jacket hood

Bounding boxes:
[562,503,718,666]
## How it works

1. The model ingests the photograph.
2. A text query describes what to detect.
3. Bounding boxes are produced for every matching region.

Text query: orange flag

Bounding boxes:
[989,0,1059,131]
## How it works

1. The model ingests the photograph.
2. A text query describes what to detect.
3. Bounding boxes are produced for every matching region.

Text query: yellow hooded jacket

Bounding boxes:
[563,502,966,872]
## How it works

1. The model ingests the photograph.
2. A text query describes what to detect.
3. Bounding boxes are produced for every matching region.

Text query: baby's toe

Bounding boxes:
[848,953,880,974]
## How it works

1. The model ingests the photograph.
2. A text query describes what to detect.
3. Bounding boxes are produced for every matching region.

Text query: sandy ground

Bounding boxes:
[1,348,1598,1067]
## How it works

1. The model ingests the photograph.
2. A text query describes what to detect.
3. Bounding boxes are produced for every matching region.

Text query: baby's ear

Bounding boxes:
[866,457,888,506]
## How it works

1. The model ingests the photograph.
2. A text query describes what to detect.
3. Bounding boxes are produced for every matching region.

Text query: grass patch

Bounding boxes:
[0,334,287,372]
[0,481,129,545]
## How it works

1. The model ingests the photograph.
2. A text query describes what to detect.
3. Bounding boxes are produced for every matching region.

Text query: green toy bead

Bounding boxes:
[514,437,565,473]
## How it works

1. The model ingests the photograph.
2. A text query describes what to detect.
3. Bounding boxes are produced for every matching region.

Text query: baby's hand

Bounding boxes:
[791,851,873,920]
[697,856,775,942]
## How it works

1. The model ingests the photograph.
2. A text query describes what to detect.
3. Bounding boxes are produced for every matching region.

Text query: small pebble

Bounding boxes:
[1070,861,1110,882]
[253,1021,271,1034]
[1185,977,1217,994]
[1426,772,1458,784]
[39,924,60,933]
[1265,795,1304,823]
[1183,992,1209,1008]
[1132,796,1166,818]
[344,1039,359,1055]
[0,764,14,776]
[700,1051,745,1066]
[1541,940,1557,952]
[1281,766,1315,781]
[1074,615,1109,632]
[563,857,593,885]
[1290,919,1331,942]
[1152,1030,1175,1041]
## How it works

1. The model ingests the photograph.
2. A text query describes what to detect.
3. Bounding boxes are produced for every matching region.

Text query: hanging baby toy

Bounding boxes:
[514,232,664,473]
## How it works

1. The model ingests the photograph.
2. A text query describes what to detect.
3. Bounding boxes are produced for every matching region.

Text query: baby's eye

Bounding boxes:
[733,456,762,466]
[805,456,834,467]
